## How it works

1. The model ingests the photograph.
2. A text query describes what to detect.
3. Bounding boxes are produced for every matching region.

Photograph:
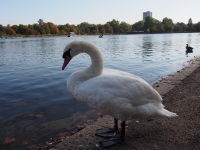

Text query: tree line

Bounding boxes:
[0,17,200,37]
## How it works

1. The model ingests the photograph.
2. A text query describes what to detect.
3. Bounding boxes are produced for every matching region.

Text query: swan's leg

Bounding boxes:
[114,118,119,133]
[120,121,125,141]
[100,121,125,148]
[95,118,118,138]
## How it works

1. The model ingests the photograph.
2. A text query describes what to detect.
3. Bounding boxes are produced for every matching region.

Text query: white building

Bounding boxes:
[143,11,152,20]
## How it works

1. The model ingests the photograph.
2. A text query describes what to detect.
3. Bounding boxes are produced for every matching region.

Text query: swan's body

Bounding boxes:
[62,40,177,147]
[68,68,175,121]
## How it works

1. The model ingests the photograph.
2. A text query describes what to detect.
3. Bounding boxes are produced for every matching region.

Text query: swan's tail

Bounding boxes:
[159,108,178,117]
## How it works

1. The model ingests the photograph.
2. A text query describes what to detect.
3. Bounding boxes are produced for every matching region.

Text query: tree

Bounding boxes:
[38,19,44,26]
[27,24,35,35]
[119,22,132,34]
[132,20,144,31]
[157,23,165,33]
[89,24,98,34]
[108,19,120,34]
[187,18,193,32]
[11,25,18,34]
[42,23,50,34]
[0,24,6,34]
[47,22,59,35]
[162,17,174,32]
[18,24,31,35]
[194,22,200,32]
[0,31,4,37]
[104,23,113,34]
[144,16,155,32]
[98,25,106,34]
[60,30,67,35]
[174,22,187,32]
[6,26,16,36]
[78,22,90,34]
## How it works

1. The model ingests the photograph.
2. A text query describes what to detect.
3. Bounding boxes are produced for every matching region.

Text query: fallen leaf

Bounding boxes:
[56,132,69,137]
[46,141,51,147]
[36,113,45,118]
[27,144,37,150]
[76,126,83,131]
[87,120,93,123]
[97,112,103,118]
[66,135,70,140]
[2,137,16,145]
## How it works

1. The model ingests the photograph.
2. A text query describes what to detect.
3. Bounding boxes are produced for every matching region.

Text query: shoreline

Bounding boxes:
[1,32,199,39]
[50,56,200,150]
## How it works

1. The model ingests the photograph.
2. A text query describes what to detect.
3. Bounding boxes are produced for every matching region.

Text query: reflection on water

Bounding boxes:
[0,34,200,149]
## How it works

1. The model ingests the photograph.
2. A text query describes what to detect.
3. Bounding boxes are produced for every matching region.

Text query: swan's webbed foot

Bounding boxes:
[96,119,126,148]
[95,118,119,138]
[100,136,122,148]
[95,128,117,138]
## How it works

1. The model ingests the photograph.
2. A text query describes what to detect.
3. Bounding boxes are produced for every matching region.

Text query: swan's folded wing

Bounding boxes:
[72,69,162,108]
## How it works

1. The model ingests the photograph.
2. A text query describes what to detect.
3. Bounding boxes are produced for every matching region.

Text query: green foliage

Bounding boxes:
[187,18,194,31]
[38,19,44,26]
[0,24,6,33]
[144,16,154,31]
[104,23,113,34]
[132,20,144,31]
[194,22,200,32]
[6,26,16,36]
[107,19,120,34]
[97,24,106,34]
[3,17,200,36]
[0,31,4,37]
[18,24,31,35]
[78,22,90,34]
[119,22,132,34]
[143,16,163,33]
[174,22,187,32]
[162,17,174,32]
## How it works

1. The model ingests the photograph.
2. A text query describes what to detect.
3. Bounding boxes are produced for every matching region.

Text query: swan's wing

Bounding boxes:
[71,69,162,120]
[74,69,162,102]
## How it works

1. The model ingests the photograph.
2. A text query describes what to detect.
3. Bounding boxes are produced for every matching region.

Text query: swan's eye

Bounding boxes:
[62,49,71,58]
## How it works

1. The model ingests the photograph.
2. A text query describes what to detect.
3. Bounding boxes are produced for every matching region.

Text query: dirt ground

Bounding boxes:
[51,57,200,150]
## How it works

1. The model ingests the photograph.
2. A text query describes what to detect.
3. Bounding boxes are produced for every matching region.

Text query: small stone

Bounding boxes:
[95,143,99,147]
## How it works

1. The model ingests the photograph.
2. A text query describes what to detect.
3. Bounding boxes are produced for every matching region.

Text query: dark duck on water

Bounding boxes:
[186,44,193,53]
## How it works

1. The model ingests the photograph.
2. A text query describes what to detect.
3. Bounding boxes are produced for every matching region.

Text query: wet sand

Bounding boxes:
[51,56,200,150]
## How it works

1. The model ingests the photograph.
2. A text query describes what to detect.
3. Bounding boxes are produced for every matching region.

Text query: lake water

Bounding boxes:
[0,33,200,149]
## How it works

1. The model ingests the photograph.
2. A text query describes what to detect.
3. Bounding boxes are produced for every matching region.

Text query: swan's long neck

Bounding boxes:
[82,43,104,78]
[68,42,104,87]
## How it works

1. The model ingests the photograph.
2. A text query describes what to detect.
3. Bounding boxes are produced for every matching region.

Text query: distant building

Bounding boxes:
[143,11,152,20]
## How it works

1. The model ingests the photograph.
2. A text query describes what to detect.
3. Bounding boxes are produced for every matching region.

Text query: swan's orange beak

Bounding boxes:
[62,55,71,70]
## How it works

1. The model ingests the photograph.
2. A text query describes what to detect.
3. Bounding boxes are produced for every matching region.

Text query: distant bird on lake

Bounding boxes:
[186,44,193,53]
[62,40,178,148]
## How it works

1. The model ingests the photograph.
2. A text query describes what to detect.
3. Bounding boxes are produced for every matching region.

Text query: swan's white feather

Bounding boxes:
[67,69,176,121]
[63,41,177,122]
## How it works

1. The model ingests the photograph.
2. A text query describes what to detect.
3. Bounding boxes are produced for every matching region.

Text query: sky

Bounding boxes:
[1,0,199,26]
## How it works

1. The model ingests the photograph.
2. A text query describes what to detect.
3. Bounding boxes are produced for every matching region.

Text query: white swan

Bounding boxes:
[62,40,177,147]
